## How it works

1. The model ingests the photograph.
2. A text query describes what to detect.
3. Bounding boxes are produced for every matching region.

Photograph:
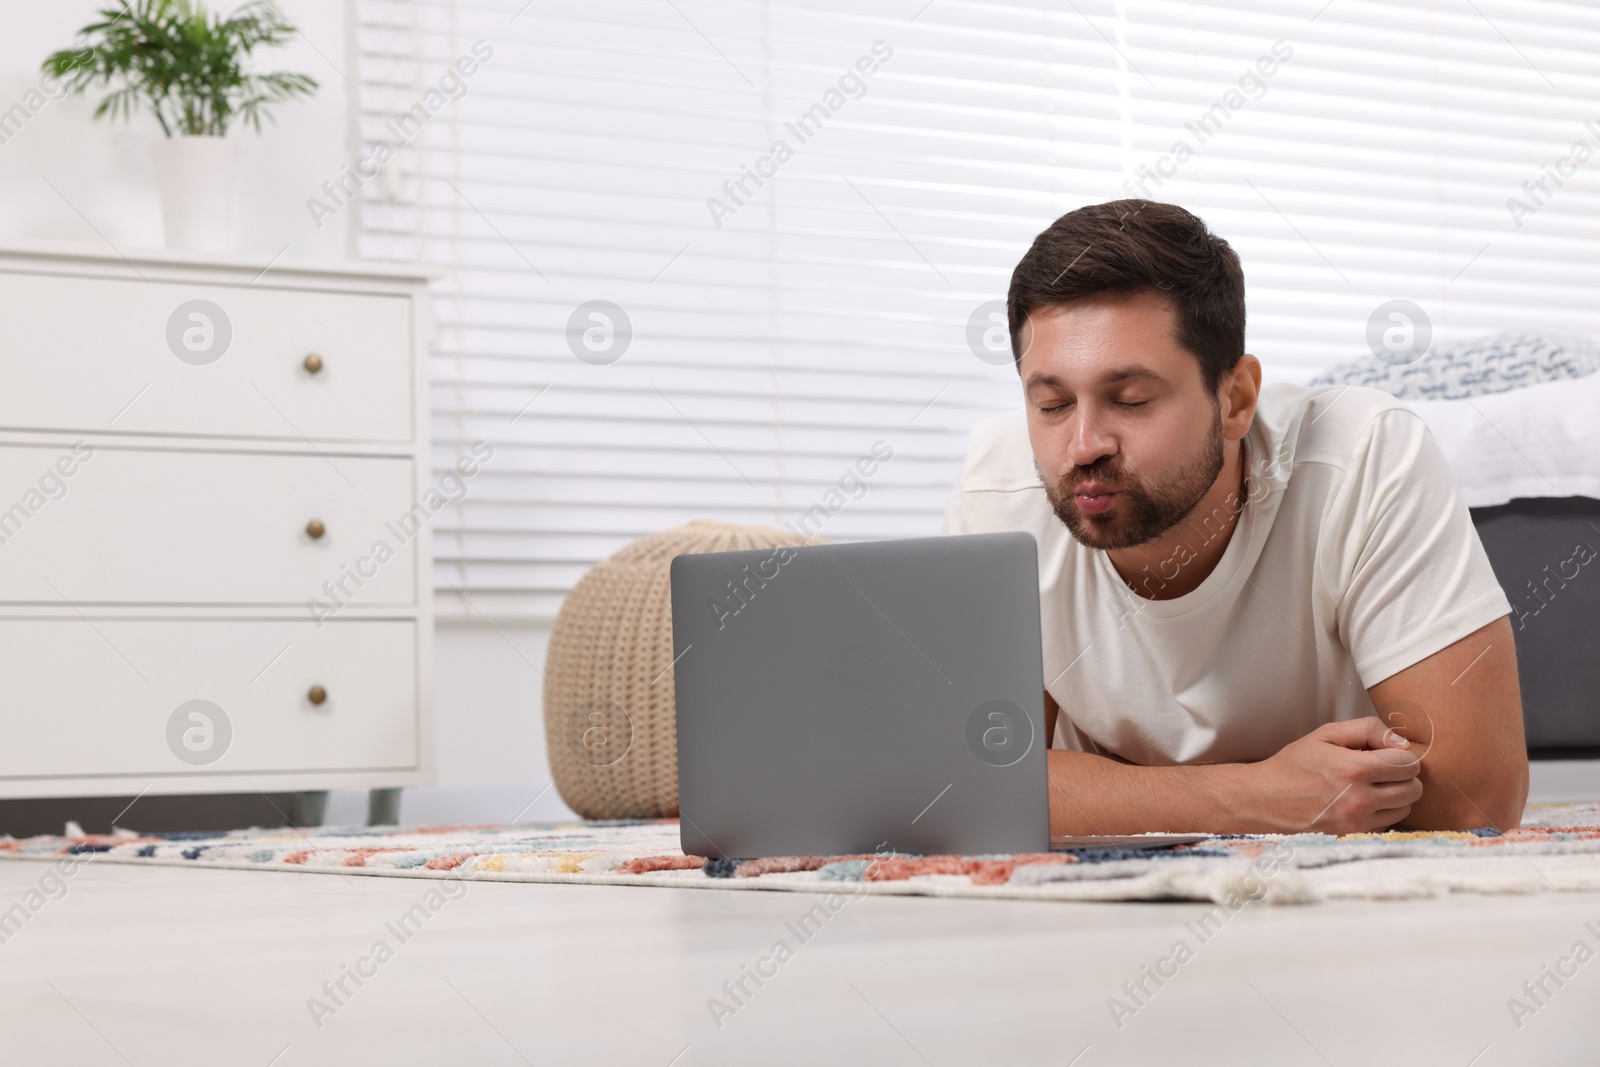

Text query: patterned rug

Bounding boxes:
[6,803,1600,904]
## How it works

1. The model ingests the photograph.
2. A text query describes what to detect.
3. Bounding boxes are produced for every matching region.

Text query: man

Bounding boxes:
[943,200,1527,835]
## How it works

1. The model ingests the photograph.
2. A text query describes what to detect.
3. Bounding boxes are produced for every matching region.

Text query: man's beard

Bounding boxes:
[1040,411,1226,551]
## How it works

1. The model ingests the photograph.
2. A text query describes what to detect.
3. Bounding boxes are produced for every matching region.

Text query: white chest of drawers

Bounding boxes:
[0,244,435,799]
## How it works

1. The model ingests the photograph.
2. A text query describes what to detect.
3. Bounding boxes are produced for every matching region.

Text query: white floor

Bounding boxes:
[2,861,1598,1066]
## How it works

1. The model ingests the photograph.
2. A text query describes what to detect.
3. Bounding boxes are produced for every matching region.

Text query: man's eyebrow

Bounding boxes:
[1024,365,1167,390]
[1100,365,1166,384]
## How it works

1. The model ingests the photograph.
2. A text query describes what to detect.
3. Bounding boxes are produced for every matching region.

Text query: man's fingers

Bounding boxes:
[1316,776,1423,833]
[1366,747,1424,775]
[1317,715,1413,752]
[1367,804,1414,831]
[1346,747,1423,782]
[1369,777,1425,807]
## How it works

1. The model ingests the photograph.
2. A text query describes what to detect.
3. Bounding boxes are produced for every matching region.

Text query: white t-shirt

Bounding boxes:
[941,382,1512,765]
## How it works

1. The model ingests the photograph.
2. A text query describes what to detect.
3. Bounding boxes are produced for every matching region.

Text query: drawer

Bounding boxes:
[0,271,412,443]
[0,445,416,606]
[0,618,417,778]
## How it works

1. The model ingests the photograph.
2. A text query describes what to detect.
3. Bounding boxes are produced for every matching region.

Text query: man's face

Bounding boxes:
[1018,290,1226,551]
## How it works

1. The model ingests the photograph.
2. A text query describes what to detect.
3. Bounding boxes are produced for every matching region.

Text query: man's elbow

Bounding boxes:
[1454,786,1527,833]
[1407,761,1528,832]
[1473,745,1532,832]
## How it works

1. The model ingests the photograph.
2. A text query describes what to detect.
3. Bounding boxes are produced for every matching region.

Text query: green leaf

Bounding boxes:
[39,0,319,137]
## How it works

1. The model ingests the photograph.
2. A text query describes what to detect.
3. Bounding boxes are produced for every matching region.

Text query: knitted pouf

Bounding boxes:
[543,520,822,819]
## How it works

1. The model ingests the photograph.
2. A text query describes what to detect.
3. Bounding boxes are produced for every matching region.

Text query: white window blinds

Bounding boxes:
[354,0,1600,622]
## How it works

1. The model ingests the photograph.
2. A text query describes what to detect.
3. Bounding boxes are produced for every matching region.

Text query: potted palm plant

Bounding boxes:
[43,0,319,252]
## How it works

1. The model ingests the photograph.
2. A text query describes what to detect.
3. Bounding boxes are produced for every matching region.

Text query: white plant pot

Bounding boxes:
[152,136,242,253]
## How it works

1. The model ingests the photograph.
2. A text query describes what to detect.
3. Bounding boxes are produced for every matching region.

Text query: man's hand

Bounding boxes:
[1245,717,1422,834]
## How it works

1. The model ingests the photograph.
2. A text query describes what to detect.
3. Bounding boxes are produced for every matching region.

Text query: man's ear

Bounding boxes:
[1220,354,1262,442]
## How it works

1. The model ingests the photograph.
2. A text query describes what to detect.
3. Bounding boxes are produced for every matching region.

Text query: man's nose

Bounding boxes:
[1066,409,1117,470]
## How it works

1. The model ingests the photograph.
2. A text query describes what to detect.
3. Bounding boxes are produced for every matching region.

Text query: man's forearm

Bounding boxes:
[1048,716,1429,835]
[1046,749,1253,835]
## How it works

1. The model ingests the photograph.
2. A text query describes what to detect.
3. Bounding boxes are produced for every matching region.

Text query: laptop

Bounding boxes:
[669,531,1203,859]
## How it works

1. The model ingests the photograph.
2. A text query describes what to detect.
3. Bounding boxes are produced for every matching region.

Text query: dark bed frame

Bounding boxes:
[1471,496,1600,758]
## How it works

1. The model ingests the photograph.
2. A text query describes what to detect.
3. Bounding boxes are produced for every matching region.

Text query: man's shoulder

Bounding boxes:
[954,409,1044,494]
[1257,380,1424,475]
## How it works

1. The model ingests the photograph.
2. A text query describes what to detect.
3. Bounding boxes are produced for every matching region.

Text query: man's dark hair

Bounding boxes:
[1007,200,1246,394]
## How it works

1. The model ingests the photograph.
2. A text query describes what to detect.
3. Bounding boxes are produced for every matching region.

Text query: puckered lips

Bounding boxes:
[1070,478,1118,516]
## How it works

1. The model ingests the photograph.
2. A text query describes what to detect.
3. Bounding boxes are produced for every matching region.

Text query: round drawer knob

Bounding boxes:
[304,353,324,374]
[308,685,328,706]
[306,519,325,540]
